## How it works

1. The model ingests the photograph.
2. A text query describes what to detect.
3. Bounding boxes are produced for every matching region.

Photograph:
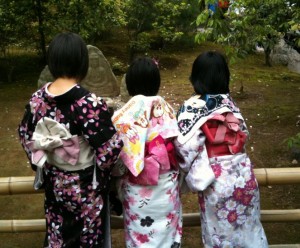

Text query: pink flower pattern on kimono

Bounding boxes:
[175,94,268,248]
[200,156,267,247]
[87,108,100,121]
[44,165,104,246]
[39,101,51,116]
[120,171,182,247]
[134,232,150,244]
[18,84,123,247]
[50,108,64,122]
[138,187,153,198]
[211,163,222,178]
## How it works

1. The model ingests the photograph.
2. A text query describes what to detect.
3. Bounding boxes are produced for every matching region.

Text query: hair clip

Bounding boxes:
[152,58,159,68]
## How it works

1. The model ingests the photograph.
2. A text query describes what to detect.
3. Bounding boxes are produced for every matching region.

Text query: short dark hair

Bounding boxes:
[47,32,89,82]
[190,51,230,95]
[125,57,160,96]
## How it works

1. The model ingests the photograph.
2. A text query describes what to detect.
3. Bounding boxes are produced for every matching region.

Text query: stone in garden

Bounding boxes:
[81,45,120,97]
[104,74,129,112]
[271,39,300,74]
[292,159,298,165]
[120,73,130,103]
[37,65,53,88]
[287,50,300,74]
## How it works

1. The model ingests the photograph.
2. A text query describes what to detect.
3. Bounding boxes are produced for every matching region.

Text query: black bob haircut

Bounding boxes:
[47,32,89,82]
[125,57,160,96]
[190,51,230,95]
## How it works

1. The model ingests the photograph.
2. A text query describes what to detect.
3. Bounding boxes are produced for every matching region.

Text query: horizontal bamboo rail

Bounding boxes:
[0,176,43,195]
[1,209,300,233]
[1,167,300,195]
[254,167,300,186]
[1,167,300,234]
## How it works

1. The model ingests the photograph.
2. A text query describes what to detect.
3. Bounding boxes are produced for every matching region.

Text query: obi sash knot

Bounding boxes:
[202,112,247,157]
[129,135,177,186]
[26,117,80,168]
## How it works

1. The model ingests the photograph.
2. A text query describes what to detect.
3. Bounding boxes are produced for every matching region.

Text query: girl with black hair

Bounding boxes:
[175,51,268,247]
[112,57,182,248]
[18,32,123,247]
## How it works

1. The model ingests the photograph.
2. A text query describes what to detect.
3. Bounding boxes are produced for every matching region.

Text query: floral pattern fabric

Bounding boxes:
[18,83,123,247]
[119,171,182,248]
[112,95,182,247]
[199,155,268,248]
[112,95,179,177]
[175,94,268,248]
[43,164,108,247]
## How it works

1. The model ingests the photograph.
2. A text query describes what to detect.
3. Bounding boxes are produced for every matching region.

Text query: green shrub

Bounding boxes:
[287,132,300,150]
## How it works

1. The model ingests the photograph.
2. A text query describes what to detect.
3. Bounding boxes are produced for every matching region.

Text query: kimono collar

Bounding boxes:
[176,94,243,144]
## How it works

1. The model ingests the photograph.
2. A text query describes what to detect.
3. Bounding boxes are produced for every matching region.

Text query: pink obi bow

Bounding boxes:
[128,135,177,186]
[26,117,80,168]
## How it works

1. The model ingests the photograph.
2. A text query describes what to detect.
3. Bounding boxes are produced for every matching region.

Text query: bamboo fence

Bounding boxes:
[0,167,300,233]
[1,209,300,233]
[1,167,300,195]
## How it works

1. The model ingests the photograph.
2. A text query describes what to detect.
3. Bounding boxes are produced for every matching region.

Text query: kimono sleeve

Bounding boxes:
[174,129,205,172]
[74,93,123,170]
[18,104,37,171]
[175,129,215,192]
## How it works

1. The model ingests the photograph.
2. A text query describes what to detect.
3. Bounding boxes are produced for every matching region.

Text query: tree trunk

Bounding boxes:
[7,65,15,83]
[35,0,47,64]
[265,47,272,67]
[76,1,82,34]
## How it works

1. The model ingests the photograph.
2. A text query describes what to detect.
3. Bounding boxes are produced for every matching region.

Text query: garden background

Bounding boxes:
[0,0,299,247]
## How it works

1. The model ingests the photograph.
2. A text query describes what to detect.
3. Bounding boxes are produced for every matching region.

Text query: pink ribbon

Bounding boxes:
[129,135,177,185]
[27,136,80,167]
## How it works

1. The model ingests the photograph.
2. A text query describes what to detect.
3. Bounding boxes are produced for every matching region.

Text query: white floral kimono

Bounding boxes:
[175,94,268,248]
[112,95,182,248]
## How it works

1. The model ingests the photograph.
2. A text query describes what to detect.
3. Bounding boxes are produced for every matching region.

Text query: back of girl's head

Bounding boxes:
[47,32,89,82]
[190,51,230,95]
[125,57,160,96]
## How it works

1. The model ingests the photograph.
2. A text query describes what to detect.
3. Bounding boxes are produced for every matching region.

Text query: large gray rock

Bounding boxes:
[287,50,300,74]
[120,73,130,103]
[271,39,300,74]
[81,45,120,97]
[103,74,129,112]
[37,65,53,88]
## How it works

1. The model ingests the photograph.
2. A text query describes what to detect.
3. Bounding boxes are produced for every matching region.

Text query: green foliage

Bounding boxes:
[0,0,201,63]
[0,0,34,54]
[129,32,152,53]
[195,0,299,65]
[152,1,192,43]
[48,0,124,42]
[109,56,127,75]
[0,0,124,58]
[286,133,300,150]
[288,3,300,49]
[122,0,200,59]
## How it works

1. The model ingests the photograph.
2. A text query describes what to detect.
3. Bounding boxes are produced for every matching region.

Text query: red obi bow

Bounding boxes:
[201,112,247,157]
